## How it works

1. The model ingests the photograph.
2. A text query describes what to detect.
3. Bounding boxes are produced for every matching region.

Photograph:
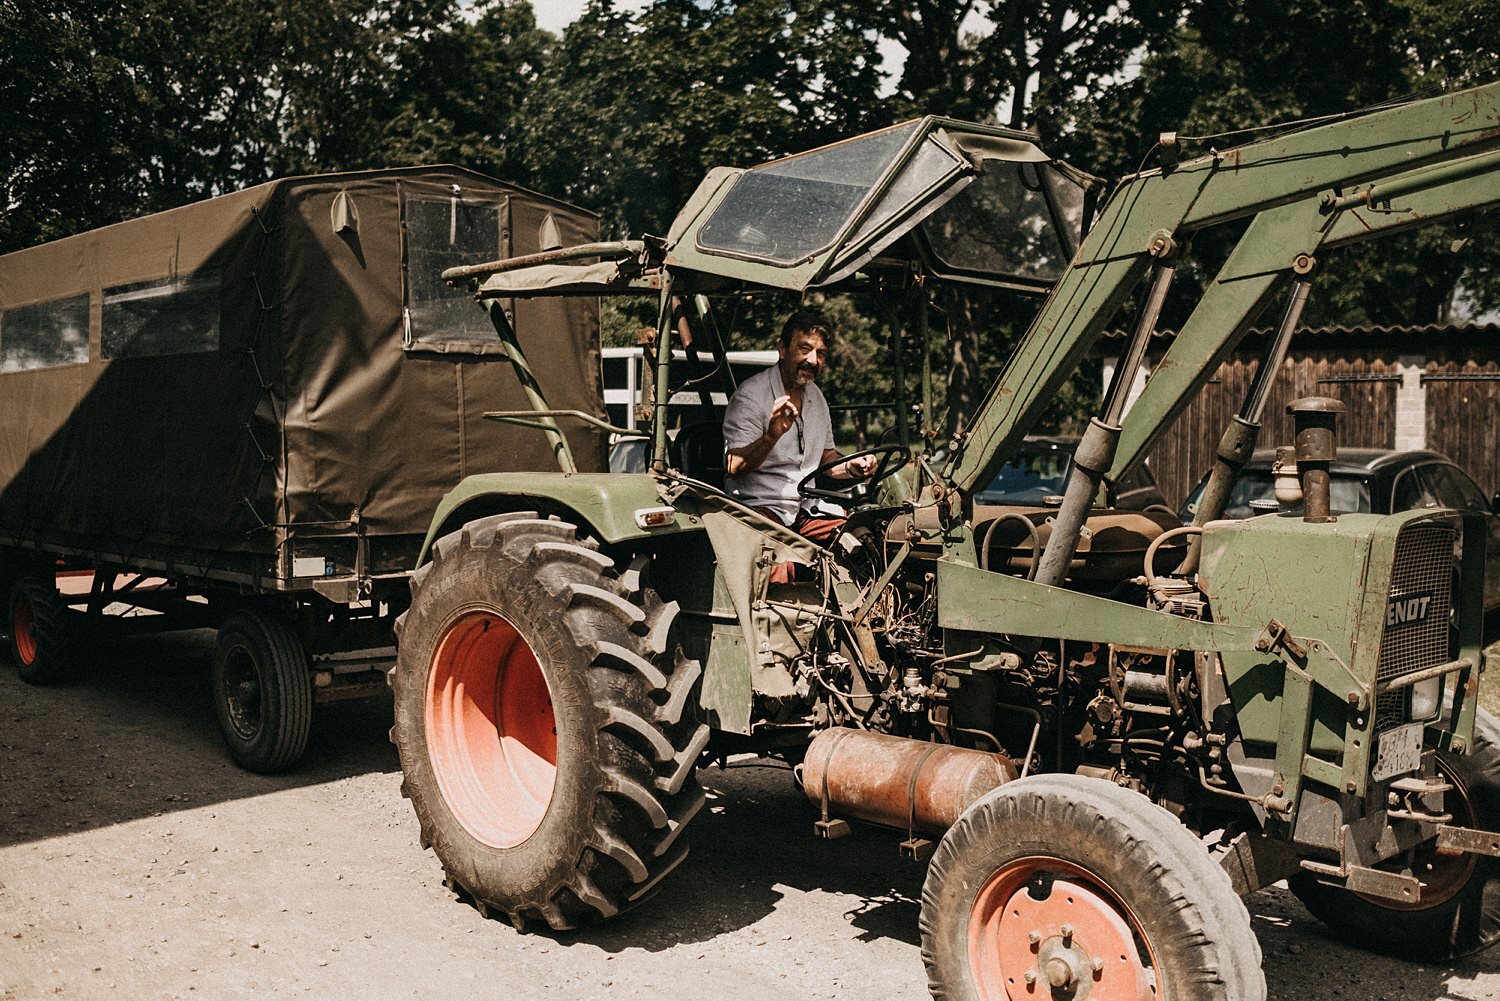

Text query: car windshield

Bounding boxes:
[609,439,649,474]
[1182,471,1373,521]
[977,448,1072,505]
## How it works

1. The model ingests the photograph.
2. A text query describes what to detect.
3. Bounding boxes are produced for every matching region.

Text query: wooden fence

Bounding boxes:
[1134,326,1500,508]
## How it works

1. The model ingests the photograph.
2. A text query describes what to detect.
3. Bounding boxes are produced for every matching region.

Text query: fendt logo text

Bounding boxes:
[1386,592,1435,628]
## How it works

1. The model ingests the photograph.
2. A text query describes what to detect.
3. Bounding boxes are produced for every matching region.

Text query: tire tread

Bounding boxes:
[920,774,1264,1001]
[390,517,705,931]
[212,608,312,774]
[10,577,79,685]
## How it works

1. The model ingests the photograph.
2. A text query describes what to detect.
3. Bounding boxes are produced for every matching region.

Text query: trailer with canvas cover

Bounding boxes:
[0,166,606,772]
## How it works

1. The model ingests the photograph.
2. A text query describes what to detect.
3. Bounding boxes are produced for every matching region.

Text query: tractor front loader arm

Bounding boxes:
[1112,144,1500,483]
[948,81,1500,498]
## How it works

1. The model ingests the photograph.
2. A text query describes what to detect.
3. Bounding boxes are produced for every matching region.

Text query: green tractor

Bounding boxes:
[390,84,1500,1000]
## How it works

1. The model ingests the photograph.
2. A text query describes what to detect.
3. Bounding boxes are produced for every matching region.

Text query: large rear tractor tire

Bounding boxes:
[921,773,1265,1001]
[211,608,314,774]
[1290,707,1500,961]
[390,512,708,931]
[8,576,78,685]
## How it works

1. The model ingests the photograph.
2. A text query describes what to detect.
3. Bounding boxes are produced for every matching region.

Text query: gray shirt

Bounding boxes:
[722,364,835,526]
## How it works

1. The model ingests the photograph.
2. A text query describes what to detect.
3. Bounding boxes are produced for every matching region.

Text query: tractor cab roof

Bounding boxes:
[462,116,1100,302]
[663,117,1099,294]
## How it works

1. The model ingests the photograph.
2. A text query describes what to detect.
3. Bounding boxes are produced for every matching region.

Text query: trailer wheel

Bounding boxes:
[921,773,1265,1001]
[390,512,707,931]
[211,608,313,774]
[8,576,77,685]
[1290,707,1500,960]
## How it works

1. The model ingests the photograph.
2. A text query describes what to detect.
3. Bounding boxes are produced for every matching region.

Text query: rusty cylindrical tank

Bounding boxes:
[802,729,1019,836]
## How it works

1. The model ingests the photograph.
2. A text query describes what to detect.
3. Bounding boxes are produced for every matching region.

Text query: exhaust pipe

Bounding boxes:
[802,728,1018,836]
[1287,397,1344,523]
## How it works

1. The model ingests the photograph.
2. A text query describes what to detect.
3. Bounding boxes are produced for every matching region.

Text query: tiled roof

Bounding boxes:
[1103,321,1500,340]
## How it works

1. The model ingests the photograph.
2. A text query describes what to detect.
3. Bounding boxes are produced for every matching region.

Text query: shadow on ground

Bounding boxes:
[558,760,927,955]
[0,628,398,848]
[1251,884,1500,999]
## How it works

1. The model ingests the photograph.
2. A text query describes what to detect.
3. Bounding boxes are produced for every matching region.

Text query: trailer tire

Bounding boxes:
[1290,707,1500,961]
[390,512,707,931]
[211,608,313,774]
[9,576,77,685]
[921,773,1265,1001]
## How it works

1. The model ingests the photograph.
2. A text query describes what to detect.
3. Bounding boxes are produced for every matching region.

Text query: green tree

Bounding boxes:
[1082,0,1500,327]
[516,0,887,238]
[2,0,149,250]
[371,0,553,180]
[0,0,461,252]
[858,0,1180,436]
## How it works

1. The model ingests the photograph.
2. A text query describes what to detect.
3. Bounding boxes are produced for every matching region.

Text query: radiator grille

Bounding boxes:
[1374,523,1455,731]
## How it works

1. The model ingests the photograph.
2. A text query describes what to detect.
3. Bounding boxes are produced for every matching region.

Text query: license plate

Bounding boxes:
[1373,721,1424,782]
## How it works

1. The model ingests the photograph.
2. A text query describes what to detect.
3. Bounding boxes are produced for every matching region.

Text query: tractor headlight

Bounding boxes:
[1409,675,1442,723]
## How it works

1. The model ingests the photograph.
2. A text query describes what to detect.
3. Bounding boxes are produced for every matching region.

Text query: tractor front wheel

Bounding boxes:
[1290,707,1500,960]
[921,773,1265,1001]
[390,512,708,930]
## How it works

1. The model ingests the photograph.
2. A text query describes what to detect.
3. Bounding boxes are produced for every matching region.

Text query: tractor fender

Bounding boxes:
[418,472,702,566]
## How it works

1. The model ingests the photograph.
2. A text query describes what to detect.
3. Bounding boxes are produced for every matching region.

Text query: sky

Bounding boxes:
[525,0,927,93]
[531,0,645,35]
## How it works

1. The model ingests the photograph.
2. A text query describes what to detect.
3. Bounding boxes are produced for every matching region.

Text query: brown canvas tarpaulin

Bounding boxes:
[0,166,605,584]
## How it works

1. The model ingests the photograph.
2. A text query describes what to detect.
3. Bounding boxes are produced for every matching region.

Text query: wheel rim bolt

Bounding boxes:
[1091,956,1105,976]
[1027,929,1041,946]
[1023,970,1037,986]
[1060,922,1074,943]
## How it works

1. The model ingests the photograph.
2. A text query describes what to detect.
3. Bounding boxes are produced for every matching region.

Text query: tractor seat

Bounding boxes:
[670,421,727,491]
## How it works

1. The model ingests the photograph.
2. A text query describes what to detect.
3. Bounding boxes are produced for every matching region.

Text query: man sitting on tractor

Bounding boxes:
[723,308,876,545]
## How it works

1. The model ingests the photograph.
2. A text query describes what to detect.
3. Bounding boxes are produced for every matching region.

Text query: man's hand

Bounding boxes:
[768,395,799,439]
[826,452,878,479]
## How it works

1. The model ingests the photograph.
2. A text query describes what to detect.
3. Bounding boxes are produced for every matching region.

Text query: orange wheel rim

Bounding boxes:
[425,610,557,849]
[13,593,37,666]
[968,857,1158,1001]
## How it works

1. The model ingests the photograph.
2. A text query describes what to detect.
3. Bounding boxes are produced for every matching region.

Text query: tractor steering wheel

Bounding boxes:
[796,444,911,505]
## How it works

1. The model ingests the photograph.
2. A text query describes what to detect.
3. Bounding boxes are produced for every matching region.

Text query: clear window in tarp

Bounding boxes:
[922,161,1086,282]
[102,272,221,359]
[0,293,90,373]
[695,121,921,265]
[404,194,505,351]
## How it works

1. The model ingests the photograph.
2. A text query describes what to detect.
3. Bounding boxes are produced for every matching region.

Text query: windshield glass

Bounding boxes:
[695,122,920,265]
[844,136,964,250]
[922,161,1084,281]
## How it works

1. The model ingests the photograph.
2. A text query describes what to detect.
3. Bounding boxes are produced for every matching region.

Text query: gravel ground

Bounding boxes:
[3,629,1500,1001]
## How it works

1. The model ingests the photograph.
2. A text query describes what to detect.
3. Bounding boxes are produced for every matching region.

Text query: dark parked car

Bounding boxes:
[1180,448,1500,613]
[977,436,1170,511]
